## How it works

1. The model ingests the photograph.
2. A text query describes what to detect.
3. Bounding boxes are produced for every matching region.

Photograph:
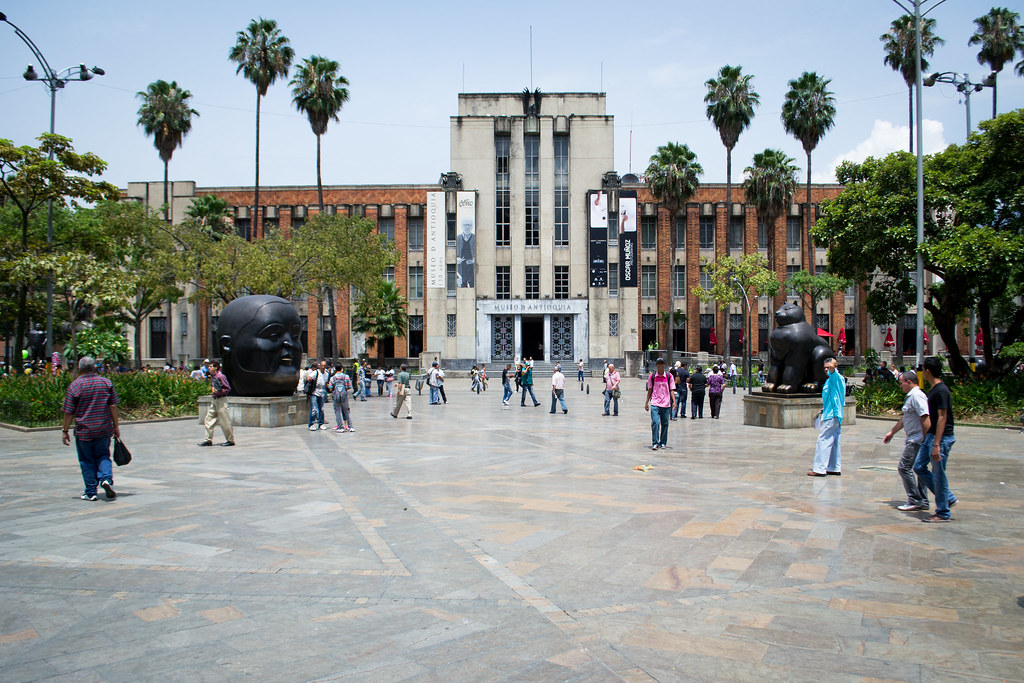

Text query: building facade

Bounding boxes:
[125,91,901,369]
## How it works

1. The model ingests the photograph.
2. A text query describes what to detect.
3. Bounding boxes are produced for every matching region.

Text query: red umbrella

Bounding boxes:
[837,329,847,345]
[975,329,984,347]
[923,328,929,344]
[738,329,744,345]
[884,327,895,348]
[817,327,833,337]
[709,327,718,346]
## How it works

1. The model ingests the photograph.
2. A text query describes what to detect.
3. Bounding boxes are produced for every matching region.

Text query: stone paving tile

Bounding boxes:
[1,378,1023,681]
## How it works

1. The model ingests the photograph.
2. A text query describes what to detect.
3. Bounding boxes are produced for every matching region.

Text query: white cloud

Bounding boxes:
[814,119,947,182]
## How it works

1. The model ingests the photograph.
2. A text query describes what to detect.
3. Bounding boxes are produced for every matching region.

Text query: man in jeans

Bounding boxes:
[307,360,331,431]
[808,357,845,476]
[62,356,120,500]
[549,363,568,414]
[644,358,676,451]
[603,363,620,416]
[914,357,959,522]
[884,371,931,512]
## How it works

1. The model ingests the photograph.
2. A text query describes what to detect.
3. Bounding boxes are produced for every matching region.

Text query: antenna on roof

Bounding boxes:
[529,26,533,91]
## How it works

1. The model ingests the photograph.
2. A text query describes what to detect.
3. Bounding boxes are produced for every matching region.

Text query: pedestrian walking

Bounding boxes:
[391,364,413,419]
[357,363,368,401]
[198,360,235,447]
[913,357,959,522]
[577,358,585,385]
[307,360,331,431]
[644,358,676,450]
[808,357,845,476]
[501,363,513,407]
[62,356,120,500]
[603,363,620,416]
[729,362,738,391]
[328,364,355,432]
[883,371,930,511]
[708,365,726,419]
[688,366,707,419]
[550,364,568,414]
[674,362,689,419]
[520,361,540,407]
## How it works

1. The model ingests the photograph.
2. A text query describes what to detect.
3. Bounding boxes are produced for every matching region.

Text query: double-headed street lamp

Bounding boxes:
[731,277,753,395]
[1,11,104,363]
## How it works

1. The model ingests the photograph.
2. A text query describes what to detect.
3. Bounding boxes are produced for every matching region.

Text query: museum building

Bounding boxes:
[126,91,869,370]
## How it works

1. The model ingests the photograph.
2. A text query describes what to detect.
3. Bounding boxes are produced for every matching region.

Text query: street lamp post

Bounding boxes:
[1,12,104,364]
[732,277,753,395]
[923,70,993,364]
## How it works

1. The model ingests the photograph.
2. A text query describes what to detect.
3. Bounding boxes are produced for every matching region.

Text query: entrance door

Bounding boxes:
[551,315,574,360]
[521,316,544,360]
[492,316,514,360]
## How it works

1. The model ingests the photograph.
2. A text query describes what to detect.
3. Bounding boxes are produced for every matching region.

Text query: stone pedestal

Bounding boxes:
[197,394,308,428]
[742,392,857,429]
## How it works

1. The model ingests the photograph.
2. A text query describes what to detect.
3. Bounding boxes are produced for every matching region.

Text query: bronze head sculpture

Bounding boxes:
[218,295,303,396]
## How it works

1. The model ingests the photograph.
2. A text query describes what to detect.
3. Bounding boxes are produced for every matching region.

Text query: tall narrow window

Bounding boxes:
[640,215,657,249]
[786,264,799,294]
[699,215,714,248]
[446,264,457,297]
[408,266,423,299]
[699,265,712,291]
[378,217,394,243]
[446,212,456,244]
[786,215,801,249]
[524,134,540,246]
[383,266,394,283]
[757,220,769,249]
[641,265,657,298]
[554,265,569,299]
[608,265,618,297]
[408,216,424,250]
[675,215,686,248]
[608,208,618,246]
[525,266,539,299]
[149,317,167,358]
[672,265,686,298]
[446,314,457,337]
[728,214,744,249]
[496,266,511,300]
[553,136,569,246]
[495,136,510,246]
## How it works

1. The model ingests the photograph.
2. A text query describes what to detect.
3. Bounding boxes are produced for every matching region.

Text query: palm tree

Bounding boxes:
[291,55,350,361]
[781,72,836,266]
[229,17,294,240]
[351,280,408,367]
[645,142,703,351]
[290,55,350,211]
[136,80,199,222]
[880,15,944,153]
[704,65,759,209]
[185,194,233,238]
[742,149,798,279]
[969,7,1023,118]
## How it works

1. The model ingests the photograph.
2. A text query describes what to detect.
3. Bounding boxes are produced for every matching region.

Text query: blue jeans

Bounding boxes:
[502,382,512,403]
[812,417,842,473]
[603,389,618,415]
[650,405,670,446]
[521,384,538,406]
[76,436,112,496]
[308,394,325,426]
[429,385,440,404]
[674,389,687,417]
[914,433,957,518]
[550,388,567,412]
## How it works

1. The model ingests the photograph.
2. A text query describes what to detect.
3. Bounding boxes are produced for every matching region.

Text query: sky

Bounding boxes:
[2,1,1022,192]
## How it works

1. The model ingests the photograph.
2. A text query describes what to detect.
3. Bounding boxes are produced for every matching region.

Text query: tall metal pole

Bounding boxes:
[913,2,926,370]
[45,84,56,363]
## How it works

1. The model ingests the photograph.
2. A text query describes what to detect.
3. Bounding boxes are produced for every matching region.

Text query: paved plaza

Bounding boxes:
[1,378,1022,682]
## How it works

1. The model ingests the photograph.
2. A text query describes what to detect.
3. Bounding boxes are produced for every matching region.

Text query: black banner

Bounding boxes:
[619,190,637,287]
[588,191,608,287]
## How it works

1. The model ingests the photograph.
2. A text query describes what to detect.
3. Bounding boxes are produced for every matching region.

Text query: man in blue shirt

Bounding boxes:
[809,357,845,476]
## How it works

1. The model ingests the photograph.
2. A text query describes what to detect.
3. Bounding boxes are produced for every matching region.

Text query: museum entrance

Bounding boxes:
[521,316,544,360]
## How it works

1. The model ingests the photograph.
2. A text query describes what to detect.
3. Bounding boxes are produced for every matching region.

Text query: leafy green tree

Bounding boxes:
[229,17,294,240]
[351,280,408,366]
[184,194,234,238]
[881,15,944,154]
[65,325,130,365]
[704,65,759,209]
[136,80,199,222]
[742,148,798,272]
[0,135,119,365]
[784,269,852,331]
[968,7,1023,118]
[781,72,836,261]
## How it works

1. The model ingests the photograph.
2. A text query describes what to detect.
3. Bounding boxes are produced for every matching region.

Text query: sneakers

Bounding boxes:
[197,440,213,447]
[319,424,330,430]
[308,425,317,431]
[650,444,659,451]
[220,441,234,447]
[346,427,355,432]
[100,480,116,500]
[659,444,671,449]
[898,503,927,511]
[333,426,344,432]
[80,494,98,501]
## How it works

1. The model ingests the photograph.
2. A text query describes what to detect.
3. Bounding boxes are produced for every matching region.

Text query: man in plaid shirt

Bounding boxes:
[62,356,120,501]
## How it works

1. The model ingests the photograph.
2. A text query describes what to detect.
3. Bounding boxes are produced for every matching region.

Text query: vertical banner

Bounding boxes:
[589,191,608,287]
[455,191,476,288]
[426,192,445,289]
[619,190,637,287]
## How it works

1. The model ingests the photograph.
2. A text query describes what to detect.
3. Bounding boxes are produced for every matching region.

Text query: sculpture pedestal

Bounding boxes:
[197,394,308,429]
[742,392,856,429]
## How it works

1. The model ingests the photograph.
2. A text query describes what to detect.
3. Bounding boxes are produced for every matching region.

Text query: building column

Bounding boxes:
[514,314,522,359]
[714,202,728,356]
[685,203,700,352]
[543,314,551,362]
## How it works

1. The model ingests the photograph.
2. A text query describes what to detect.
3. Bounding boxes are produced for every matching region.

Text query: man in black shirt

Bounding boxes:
[913,357,959,522]
[674,362,689,420]
[688,366,707,419]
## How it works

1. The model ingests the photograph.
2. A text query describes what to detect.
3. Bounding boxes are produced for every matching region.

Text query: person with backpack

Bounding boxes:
[328,363,354,432]
[306,360,331,431]
[644,358,676,450]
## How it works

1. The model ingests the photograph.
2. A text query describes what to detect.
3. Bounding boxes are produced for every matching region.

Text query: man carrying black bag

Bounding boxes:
[62,356,120,501]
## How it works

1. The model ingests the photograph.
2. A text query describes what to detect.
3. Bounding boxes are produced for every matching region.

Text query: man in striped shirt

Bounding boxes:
[62,356,120,501]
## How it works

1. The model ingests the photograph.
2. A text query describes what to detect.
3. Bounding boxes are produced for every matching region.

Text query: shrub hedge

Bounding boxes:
[854,373,1024,425]
[0,373,208,428]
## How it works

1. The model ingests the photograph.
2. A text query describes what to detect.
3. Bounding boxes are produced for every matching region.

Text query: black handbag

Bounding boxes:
[113,437,132,467]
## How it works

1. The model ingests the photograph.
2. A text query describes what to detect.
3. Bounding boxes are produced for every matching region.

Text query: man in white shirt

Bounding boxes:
[307,360,331,431]
[728,362,738,391]
[883,371,931,511]
[550,364,568,414]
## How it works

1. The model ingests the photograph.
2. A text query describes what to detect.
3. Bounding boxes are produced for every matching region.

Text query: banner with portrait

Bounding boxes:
[589,191,608,287]
[426,192,445,290]
[619,190,637,287]
[455,191,476,288]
